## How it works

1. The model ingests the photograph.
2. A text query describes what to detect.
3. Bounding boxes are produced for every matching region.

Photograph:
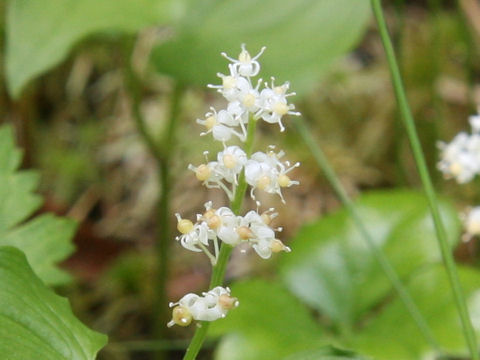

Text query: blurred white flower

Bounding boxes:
[462,206,480,241]
[437,132,480,184]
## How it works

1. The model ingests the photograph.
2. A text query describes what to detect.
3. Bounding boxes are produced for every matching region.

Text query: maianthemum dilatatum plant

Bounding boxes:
[167,45,301,359]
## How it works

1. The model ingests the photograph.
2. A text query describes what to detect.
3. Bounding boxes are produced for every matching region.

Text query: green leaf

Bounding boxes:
[0,246,107,359]
[282,346,370,360]
[152,0,371,95]
[6,0,179,98]
[0,125,76,285]
[351,265,480,359]
[280,190,460,331]
[210,280,325,360]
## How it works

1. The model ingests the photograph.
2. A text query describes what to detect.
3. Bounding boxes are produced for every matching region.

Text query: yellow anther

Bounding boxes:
[171,306,193,327]
[274,86,285,95]
[270,239,288,253]
[257,175,271,190]
[177,219,194,234]
[223,154,236,169]
[273,102,289,116]
[218,294,239,310]
[195,164,211,181]
[205,116,216,130]
[237,226,254,240]
[278,174,291,187]
[207,214,222,230]
[242,93,256,108]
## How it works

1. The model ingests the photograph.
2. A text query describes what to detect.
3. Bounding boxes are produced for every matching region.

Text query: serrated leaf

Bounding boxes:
[351,265,480,359]
[0,125,76,285]
[210,280,325,360]
[0,246,107,359]
[6,0,180,98]
[280,190,460,331]
[152,0,371,95]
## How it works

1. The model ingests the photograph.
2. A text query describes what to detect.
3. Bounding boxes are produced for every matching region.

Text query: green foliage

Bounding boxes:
[211,190,479,359]
[0,125,76,285]
[210,280,327,360]
[280,190,460,330]
[0,246,107,359]
[351,265,480,359]
[5,0,179,98]
[5,0,372,99]
[152,0,371,96]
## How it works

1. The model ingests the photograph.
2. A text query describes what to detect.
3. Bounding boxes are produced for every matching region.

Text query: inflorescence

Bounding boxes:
[438,107,480,242]
[168,44,300,328]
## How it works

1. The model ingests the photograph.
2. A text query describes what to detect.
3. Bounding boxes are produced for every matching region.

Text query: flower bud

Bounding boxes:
[219,294,239,310]
[168,306,193,327]
[195,164,211,181]
[177,219,194,234]
[270,239,290,253]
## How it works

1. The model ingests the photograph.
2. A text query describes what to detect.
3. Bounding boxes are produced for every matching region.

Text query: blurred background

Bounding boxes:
[1,0,480,359]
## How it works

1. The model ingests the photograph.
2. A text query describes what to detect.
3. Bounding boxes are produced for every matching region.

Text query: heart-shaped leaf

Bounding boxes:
[152,0,371,95]
[210,280,326,360]
[0,246,107,359]
[351,265,480,359]
[6,0,179,98]
[280,190,460,331]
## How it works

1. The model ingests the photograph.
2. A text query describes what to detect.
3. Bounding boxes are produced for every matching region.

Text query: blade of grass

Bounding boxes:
[294,116,441,352]
[370,1,479,358]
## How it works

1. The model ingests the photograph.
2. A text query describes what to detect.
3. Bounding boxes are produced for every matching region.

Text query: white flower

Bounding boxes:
[221,44,266,78]
[216,146,247,184]
[175,214,213,253]
[245,148,300,203]
[240,210,290,259]
[437,132,480,183]
[167,286,238,327]
[256,78,300,131]
[462,207,480,241]
[197,107,246,143]
[188,156,236,200]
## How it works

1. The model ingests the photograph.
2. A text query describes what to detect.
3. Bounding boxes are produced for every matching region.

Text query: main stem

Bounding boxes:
[371,1,479,358]
[295,117,440,351]
[182,117,258,360]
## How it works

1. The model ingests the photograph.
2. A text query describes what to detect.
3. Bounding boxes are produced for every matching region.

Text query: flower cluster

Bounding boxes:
[188,146,299,203]
[199,43,300,144]
[175,202,290,263]
[167,287,238,327]
[169,45,299,328]
[437,110,480,183]
[438,108,480,242]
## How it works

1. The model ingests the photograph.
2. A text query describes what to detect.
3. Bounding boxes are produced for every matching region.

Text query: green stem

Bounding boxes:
[125,39,184,359]
[156,83,184,344]
[182,117,258,360]
[371,1,479,358]
[295,117,440,351]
